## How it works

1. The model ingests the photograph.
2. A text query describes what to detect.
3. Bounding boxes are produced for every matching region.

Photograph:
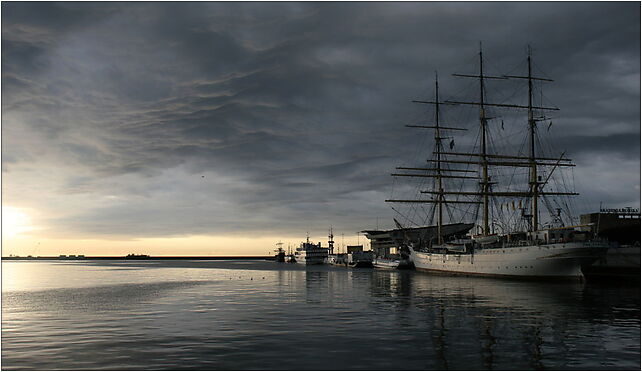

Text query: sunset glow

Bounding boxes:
[2,207,33,239]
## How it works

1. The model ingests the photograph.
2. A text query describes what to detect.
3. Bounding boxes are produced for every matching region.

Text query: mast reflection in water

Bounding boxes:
[2,261,639,370]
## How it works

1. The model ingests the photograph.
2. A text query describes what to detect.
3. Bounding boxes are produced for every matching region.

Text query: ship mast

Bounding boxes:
[442,44,570,235]
[527,47,538,231]
[435,73,444,244]
[385,74,469,245]
[503,46,558,231]
[449,42,502,235]
[442,42,509,236]
[478,43,490,235]
[387,45,576,239]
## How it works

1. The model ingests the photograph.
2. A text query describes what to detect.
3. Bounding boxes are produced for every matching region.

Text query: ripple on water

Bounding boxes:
[1,261,640,370]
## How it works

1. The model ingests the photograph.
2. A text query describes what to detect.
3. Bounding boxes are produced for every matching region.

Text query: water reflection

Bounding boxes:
[368,271,639,370]
[2,262,639,370]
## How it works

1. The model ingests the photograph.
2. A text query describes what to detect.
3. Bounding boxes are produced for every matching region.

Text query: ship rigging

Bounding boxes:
[384,44,608,278]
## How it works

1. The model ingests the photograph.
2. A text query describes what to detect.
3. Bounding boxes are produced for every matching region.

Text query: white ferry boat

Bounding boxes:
[294,236,328,265]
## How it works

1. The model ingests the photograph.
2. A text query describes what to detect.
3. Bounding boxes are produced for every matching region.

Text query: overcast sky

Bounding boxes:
[2,2,640,252]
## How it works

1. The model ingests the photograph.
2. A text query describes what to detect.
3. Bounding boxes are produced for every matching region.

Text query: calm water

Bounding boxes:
[2,260,640,370]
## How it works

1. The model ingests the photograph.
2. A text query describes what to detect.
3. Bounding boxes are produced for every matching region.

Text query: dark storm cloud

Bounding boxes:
[2,2,639,239]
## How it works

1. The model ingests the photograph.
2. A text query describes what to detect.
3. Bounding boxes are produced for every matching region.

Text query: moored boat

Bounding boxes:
[274,241,286,262]
[294,235,328,265]
[373,256,400,269]
[386,45,608,279]
[411,228,607,278]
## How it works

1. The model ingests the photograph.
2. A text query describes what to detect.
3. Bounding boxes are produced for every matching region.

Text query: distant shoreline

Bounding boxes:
[2,256,274,261]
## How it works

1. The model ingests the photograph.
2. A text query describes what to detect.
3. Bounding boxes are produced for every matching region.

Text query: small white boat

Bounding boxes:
[472,235,499,245]
[373,257,400,269]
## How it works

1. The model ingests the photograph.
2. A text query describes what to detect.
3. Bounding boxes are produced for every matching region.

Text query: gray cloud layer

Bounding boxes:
[2,2,640,239]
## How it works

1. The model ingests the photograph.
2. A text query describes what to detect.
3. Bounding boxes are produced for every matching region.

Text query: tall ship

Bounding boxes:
[386,45,609,279]
[294,234,329,265]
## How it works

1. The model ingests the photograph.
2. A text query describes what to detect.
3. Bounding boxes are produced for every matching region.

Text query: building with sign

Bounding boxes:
[580,209,640,245]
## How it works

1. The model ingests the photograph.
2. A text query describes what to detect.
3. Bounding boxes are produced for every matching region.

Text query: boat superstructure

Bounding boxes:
[294,234,329,265]
[386,45,608,279]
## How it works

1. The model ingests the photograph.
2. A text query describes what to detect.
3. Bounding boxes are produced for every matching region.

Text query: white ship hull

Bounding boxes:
[410,241,608,279]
